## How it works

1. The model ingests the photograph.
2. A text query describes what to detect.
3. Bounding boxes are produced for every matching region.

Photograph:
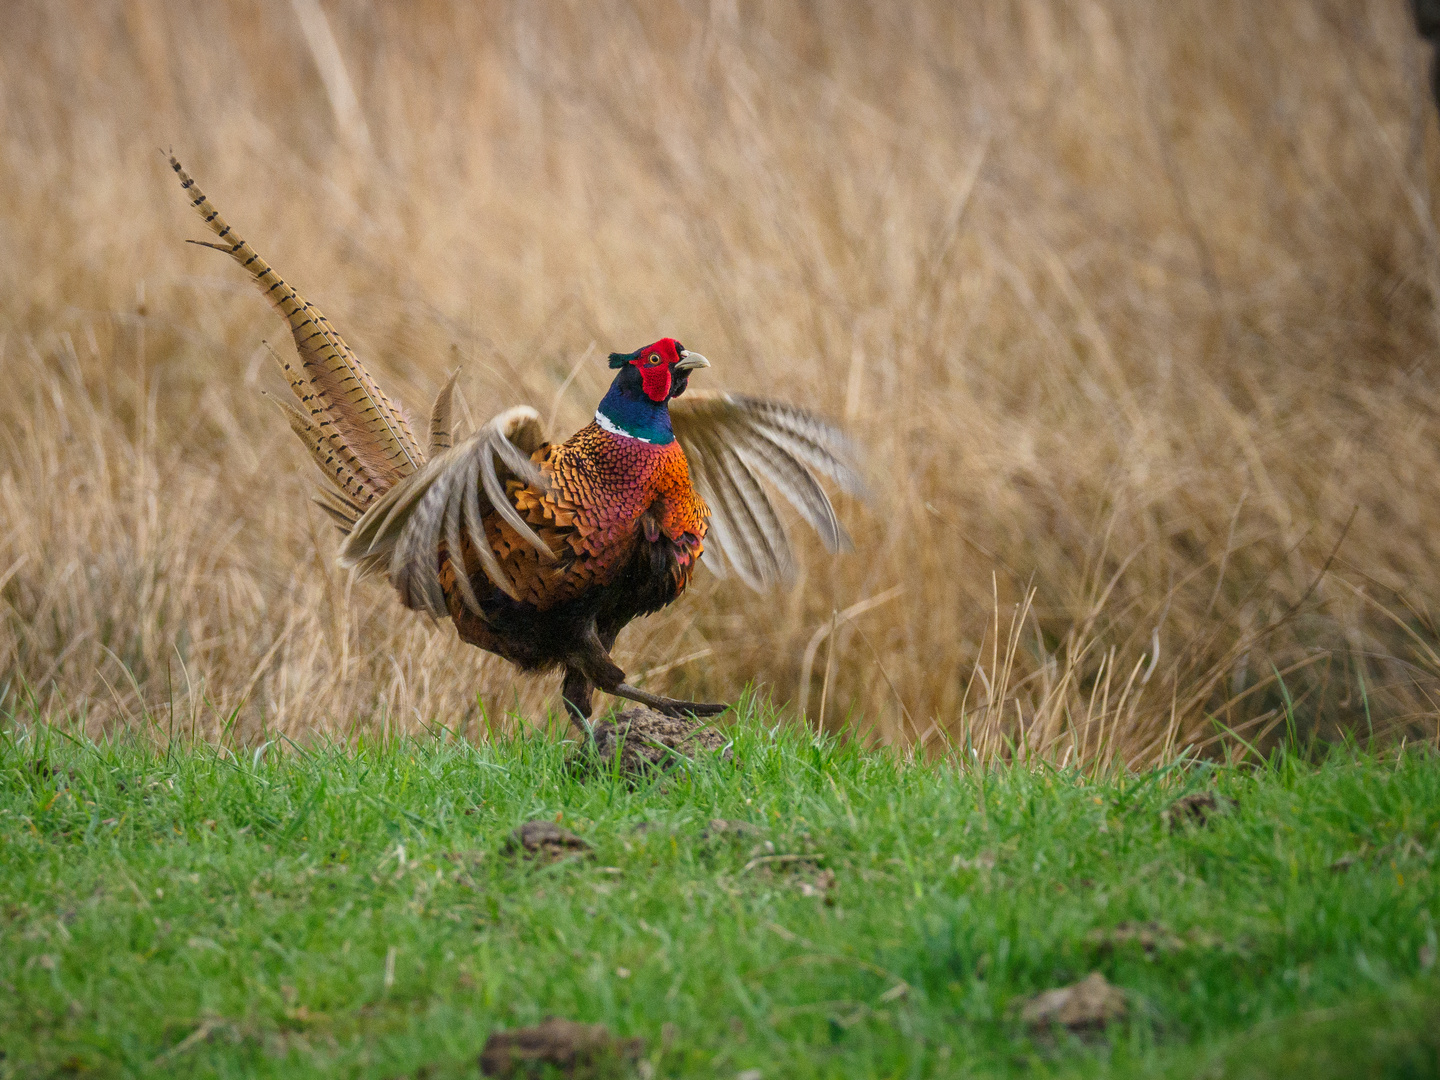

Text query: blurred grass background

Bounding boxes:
[3,1,1440,761]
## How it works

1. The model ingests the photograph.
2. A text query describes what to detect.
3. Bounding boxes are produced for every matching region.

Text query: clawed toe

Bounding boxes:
[653,699,728,720]
[610,682,730,720]
[680,700,728,718]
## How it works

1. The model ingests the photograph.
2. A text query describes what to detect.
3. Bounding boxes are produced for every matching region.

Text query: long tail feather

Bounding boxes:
[171,155,423,504]
[261,341,378,503]
[266,394,371,523]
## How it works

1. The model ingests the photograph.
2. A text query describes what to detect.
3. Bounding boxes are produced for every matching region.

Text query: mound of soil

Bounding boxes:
[479,1017,643,1077]
[570,707,731,779]
[1018,972,1127,1030]
[503,821,593,862]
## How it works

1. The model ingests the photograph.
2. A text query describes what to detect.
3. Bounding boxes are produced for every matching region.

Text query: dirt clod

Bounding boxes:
[1018,972,1127,1030]
[479,1017,643,1077]
[1162,791,1237,830]
[504,821,592,861]
[571,707,730,780]
[1087,920,1185,955]
[797,867,837,900]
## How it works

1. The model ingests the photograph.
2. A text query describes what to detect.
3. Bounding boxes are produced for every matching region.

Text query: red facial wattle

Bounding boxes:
[637,357,673,402]
[633,341,680,402]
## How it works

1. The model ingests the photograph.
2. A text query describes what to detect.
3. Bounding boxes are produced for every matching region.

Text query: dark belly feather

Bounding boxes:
[444,528,698,673]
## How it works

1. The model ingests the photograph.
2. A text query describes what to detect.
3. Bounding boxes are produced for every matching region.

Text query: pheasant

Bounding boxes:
[171,156,863,725]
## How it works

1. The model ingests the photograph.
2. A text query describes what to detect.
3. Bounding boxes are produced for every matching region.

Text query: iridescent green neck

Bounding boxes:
[595,373,674,445]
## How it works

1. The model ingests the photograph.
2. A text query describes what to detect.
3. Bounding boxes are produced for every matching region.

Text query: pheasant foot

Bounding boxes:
[610,683,728,719]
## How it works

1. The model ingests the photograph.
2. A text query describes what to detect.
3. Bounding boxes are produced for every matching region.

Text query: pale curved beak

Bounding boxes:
[675,351,710,372]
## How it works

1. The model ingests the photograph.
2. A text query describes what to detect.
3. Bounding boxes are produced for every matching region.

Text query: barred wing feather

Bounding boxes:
[338,406,551,612]
[427,370,460,458]
[670,393,865,590]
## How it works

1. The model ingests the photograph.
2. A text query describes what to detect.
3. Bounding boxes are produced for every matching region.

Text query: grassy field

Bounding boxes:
[7,7,1440,1074]
[2,701,1437,1078]
[6,2,1440,759]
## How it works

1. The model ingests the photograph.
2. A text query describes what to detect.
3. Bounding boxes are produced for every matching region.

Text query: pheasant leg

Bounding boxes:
[572,625,728,722]
[560,666,595,730]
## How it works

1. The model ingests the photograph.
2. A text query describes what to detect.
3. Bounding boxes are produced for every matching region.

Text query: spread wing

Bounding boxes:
[338,406,552,612]
[669,392,866,590]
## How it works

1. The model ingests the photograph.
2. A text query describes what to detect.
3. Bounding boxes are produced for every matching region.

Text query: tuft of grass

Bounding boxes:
[3,2,1440,757]
[2,702,1437,1078]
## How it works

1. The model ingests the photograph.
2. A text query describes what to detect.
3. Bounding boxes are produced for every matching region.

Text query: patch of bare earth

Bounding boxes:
[570,708,730,780]
[1018,972,1127,1031]
[479,1017,643,1077]
[1087,920,1223,956]
[503,821,593,863]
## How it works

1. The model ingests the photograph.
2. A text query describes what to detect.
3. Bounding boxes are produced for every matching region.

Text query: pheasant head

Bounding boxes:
[595,338,710,444]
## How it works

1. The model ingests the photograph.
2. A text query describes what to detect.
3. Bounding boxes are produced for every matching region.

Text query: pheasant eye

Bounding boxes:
[647,353,662,365]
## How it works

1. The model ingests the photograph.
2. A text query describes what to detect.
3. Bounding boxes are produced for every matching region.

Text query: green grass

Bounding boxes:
[1,699,1437,1079]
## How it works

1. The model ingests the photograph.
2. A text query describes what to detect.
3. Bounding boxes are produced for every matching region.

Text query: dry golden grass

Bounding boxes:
[4,0,1440,762]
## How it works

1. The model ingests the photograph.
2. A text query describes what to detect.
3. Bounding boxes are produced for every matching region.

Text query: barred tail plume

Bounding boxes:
[170,155,422,514]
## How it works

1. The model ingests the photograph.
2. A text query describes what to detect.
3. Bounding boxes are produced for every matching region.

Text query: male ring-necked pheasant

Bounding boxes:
[171,157,863,725]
